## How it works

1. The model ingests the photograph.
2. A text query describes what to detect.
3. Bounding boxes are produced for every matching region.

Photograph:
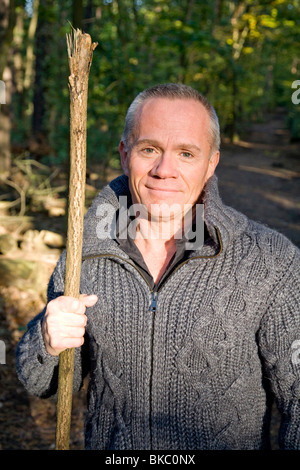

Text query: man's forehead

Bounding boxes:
[136,98,209,136]
[126,96,211,152]
[135,97,209,132]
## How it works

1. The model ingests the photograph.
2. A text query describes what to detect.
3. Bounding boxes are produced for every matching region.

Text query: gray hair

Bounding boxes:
[121,83,220,155]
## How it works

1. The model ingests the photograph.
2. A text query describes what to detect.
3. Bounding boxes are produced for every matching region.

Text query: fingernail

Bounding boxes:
[87,295,98,301]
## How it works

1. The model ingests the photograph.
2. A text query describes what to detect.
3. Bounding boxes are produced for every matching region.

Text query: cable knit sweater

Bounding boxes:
[16,174,300,450]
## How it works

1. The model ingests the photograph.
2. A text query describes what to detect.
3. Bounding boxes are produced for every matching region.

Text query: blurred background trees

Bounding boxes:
[1,0,300,173]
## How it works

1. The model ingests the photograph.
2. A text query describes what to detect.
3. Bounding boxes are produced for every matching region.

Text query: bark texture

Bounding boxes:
[55,29,97,451]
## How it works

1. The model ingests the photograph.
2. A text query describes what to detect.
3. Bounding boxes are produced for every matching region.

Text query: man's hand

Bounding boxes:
[41,294,98,356]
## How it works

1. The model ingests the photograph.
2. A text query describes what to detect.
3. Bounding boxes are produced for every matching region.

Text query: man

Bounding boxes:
[16,83,300,450]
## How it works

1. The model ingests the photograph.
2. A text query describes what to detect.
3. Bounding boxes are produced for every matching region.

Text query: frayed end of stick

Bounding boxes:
[66,26,81,59]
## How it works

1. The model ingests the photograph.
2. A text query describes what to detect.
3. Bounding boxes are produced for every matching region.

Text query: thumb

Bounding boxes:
[79,293,98,307]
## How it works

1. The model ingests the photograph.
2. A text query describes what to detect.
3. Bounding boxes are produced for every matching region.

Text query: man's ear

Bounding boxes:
[119,141,129,176]
[207,150,219,179]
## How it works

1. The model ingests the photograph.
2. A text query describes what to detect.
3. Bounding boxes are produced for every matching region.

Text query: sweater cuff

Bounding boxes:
[34,317,60,366]
[18,313,59,368]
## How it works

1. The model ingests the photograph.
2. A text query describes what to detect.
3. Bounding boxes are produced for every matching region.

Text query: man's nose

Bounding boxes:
[150,151,179,178]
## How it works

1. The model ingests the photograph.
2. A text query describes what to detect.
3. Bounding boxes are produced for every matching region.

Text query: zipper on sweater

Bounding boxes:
[149,291,158,313]
[148,290,158,450]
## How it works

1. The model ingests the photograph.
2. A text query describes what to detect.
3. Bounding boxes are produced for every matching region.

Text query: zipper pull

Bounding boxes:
[149,291,158,312]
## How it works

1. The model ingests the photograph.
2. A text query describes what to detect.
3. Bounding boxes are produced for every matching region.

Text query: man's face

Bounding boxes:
[119,98,219,219]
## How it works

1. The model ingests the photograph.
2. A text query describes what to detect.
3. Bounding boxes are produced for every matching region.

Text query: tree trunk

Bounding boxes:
[23,0,40,90]
[0,0,16,79]
[13,7,25,95]
[0,66,12,175]
[0,0,17,175]
[31,0,51,140]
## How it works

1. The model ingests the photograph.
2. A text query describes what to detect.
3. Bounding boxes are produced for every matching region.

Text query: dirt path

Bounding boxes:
[0,111,299,450]
[218,109,300,247]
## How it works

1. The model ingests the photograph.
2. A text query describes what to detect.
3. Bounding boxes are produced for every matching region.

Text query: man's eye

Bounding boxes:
[143,147,155,154]
[181,151,193,158]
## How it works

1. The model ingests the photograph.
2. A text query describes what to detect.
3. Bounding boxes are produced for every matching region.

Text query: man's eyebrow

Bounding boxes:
[133,139,202,153]
[133,139,161,148]
[176,143,203,153]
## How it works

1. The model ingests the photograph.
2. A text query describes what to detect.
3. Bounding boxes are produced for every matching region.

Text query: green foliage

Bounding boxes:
[10,0,300,164]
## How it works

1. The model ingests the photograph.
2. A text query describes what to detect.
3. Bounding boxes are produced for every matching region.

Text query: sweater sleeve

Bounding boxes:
[258,250,300,449]
[16,252,89,398]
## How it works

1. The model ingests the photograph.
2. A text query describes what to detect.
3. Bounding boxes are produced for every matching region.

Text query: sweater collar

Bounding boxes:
[82,173,247,258]
[200,173,248,251]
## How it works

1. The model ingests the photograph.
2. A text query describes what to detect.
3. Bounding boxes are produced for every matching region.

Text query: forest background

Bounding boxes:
[0,0,300,450]
[1,0,300,173]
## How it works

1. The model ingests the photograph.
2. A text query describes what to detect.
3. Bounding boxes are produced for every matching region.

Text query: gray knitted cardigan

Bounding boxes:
[16,174,300,450]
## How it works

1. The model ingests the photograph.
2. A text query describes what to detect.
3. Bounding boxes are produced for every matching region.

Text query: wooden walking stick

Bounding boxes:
[55,28,97,451]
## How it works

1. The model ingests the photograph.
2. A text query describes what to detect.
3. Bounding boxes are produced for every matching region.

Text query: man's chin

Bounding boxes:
[146,203,187,222]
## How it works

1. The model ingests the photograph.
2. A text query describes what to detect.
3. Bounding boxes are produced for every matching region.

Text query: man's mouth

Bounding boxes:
[146,186,180,192]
